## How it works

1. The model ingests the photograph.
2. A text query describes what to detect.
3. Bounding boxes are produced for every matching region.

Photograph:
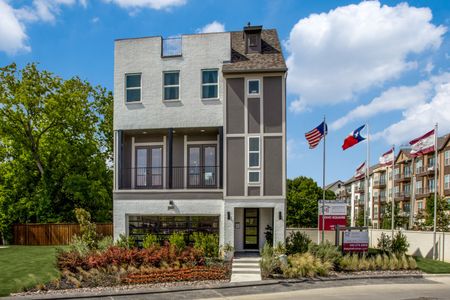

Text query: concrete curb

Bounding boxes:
[6,273,426,300]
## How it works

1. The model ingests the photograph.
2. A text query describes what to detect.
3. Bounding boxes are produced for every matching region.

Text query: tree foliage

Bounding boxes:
[425,195,450,232]
[0,63,113,241]
[286,176,335,228]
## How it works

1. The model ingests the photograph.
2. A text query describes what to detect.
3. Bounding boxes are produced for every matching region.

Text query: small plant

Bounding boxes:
[308,241,342,267]
[69,235,90,256]
[260,242,281,278]
[391,232,409,256]
[377,233,392,253]
[97,236,113,251]
[115,234,135,249]
[220,243,234,261]
[168,232,186,251]
[282,253,332,278]
[142,234,159,249]
[192,232,219,258]
[273,242,286,256]
[285,231,311,255]
[264,225,273,247]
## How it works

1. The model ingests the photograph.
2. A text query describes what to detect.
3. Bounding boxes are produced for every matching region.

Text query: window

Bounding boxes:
[416,159,423,173]
[417,201,423,210]
[428,157,435,169]
[248,79,260,95]
[125,74,141,102]
[248,171,260,184]
[202,70,218,99]
[163,71,180,101]
[445,151,450,166]
[248,137,260,168]
[416,180,422,193]
[445,175,450,189]
[429,178,435,192]
[404,183,410,195]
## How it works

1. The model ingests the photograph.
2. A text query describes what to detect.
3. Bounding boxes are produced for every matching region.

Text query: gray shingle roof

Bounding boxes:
[222,29,287,73]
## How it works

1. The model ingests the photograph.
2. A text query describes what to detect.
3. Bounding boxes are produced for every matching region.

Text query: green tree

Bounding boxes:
[381,202,408,229]
[287,176,335,228]
[425,195,450,232]
[0,63,113,241]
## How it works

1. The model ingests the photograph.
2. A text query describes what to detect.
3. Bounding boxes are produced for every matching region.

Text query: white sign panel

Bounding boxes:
[318,200,347,216]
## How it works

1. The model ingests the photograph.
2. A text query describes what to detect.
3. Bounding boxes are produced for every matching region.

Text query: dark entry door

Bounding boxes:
[135,146,163,189]
[244,208,259,249]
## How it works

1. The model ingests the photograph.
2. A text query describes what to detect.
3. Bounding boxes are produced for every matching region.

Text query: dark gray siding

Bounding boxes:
[135,135,164,143]
[248,186,260,196]
[263,76,282,133]
[248,98,260,133]
[187,134,217,141]
[227,137,245,196]
[122,133,132,188]
[264,136,283,195]
[226,78,245,134]
[172,135,184,188]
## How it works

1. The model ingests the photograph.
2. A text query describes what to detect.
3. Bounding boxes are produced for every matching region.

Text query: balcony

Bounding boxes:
[394,192,411,201]
[416,188,434,199]
[119,166,221,190]
[416,166,438,177]
[394,174,411,182]
[355,185,365,193]
[373,180,386,189]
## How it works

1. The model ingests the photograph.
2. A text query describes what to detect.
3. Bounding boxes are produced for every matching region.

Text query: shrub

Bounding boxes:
[260,242,281,278]
[308,241,342,267]
[97,236,113,252]
[142,234,159,249]
[168,232,186,252]
[285,231,311,255]
[74,208,97,249]
[282,253,332,278]
[69,235,90,256]
[339,253,416,272]
[192,232,219,258]
[408,256,417,269]
[273,242,286,256]
[115,234,135,249]
[391,232,409,255]
[264,225,273,247]
[377,233,392,253]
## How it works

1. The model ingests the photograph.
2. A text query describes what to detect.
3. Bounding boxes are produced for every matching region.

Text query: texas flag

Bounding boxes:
[342,125,366,150]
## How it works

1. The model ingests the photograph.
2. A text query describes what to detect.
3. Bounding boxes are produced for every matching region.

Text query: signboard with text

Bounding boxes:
[318,200,347,231]
[342,230,369,252]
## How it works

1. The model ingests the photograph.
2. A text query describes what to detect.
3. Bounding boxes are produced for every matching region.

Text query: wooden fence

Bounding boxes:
[13,223,113,245]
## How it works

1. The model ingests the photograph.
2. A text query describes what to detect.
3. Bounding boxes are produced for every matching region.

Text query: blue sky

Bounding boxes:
[1,0,449,186]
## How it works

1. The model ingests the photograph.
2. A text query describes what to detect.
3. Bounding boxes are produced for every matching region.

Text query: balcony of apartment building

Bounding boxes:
[116,127,223,195]
[415,187,435,199]
[355,182,365,193]
[373,178,387,189]
[416,165,438,177]
[445,181,450,196]
[394,191,411,202]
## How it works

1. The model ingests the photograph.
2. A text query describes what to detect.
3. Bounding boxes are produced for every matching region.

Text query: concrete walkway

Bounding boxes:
[230,252,261,282]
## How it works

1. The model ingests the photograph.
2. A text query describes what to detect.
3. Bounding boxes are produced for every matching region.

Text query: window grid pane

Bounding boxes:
[126,89,141,102]
[248,80,259,94]
[202,70,218,84]
[164,72,179,85]
[126,74,141,88]
[164,87,179,100]
[249,171,260,183]
[202,85,218,99]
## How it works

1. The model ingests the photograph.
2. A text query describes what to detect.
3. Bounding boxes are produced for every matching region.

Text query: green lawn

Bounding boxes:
[415,257,450,274]
[0,246,61,297]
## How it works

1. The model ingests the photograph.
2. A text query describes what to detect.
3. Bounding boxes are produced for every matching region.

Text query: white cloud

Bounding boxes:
[91,16,100,23]
[289,98,309,113]
[0,0,85,55]
[286,1,446,113]
[0,0,30,55]
[104,0,186,10]
[197,21,225,33]
[373,75,450,145]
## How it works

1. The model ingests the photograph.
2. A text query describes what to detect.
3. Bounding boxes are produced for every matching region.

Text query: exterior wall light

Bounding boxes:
[279,211,282,220]
[227,211,231,220]
[168,200,175,210]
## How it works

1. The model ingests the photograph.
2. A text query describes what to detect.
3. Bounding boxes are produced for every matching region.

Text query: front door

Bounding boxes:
[188,145,217,188]
[244,208,259,249]
[135,146,163,189]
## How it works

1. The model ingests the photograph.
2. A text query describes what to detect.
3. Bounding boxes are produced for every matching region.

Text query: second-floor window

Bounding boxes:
[248,137,260,168]
[445,174,450,189]
[163,71,180,101]
[202,69,218,99]
[445,150,450,166]
[125,73,141,102]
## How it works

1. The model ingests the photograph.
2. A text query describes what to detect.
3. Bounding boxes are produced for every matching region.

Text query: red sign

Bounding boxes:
[319,215,347,231]
[318,200,347,231]
[342,231,369,252]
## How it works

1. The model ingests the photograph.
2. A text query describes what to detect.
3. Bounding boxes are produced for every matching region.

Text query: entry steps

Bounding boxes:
[230,254,262,282]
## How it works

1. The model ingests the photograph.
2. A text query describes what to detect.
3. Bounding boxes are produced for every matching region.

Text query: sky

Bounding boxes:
[1,0,450,186]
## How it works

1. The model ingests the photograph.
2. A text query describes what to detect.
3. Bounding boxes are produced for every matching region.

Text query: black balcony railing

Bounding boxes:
[119,166,221,190]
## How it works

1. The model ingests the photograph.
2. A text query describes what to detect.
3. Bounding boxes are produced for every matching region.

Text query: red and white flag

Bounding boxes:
[354,162,366,179]
[379,148,394,166]
[409,129,435,157]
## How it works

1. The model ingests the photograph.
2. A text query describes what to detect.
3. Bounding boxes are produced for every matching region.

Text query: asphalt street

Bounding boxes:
[56,276,450,300]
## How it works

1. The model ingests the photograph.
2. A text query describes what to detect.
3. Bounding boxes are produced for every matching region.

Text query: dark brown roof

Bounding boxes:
[222,29,287,73]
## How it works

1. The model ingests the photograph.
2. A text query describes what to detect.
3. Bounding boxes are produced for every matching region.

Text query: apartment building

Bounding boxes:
[343,134,450,229]
[112,25,287,251]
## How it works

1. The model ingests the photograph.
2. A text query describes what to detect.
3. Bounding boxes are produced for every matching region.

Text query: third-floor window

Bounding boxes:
[202,69,218,99]
[125,73,141,103]
[163,71,180,101]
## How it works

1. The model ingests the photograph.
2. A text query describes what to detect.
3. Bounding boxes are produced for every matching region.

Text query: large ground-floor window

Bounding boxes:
[128,215,219,245]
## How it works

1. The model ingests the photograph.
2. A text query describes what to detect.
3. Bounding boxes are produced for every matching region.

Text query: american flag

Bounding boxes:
[305,121,327,149]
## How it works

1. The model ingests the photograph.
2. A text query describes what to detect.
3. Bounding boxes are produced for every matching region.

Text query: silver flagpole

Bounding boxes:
[322,116,326,243]
[391,145,395,238]
[364,124,370,227]
[433,123,438,260]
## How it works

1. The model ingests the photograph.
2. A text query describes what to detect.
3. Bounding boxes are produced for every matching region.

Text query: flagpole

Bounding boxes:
[433,123,438,260]
[322,115,326,243]
[391,145,395,238]
[364,123,370,227]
